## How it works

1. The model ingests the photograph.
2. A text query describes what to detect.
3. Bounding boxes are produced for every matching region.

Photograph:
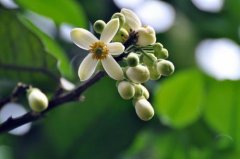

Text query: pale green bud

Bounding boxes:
[127,52,139,67]
[153,43,163,52]
[154,47,168,59]
[143,53,157,66]
[126,65,150,83]
[136,26,156,46]
[148,65,161,80]
[27,88,48,112]
[133,84,143,98]
[112,28,129,43]
[111,13,125,28]
[117,81,135,100]
[156,60,175,76]
[93,20,106,34]
[135,98,154,121]
[139,85,150,99]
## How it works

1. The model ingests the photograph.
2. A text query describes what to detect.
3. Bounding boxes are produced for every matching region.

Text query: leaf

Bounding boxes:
[16,0,87,27]
[39,78,143,159]
[203,80,240,149]
[0,9,59,87]
[154,69,204,128]
[18,14,75,80]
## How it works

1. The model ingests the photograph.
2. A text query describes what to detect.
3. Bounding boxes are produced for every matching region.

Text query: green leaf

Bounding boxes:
[203,80,240,149]
[18,14,75,80]
[16,0,87,27]
[0,9,59,87]
[154,69,204,128]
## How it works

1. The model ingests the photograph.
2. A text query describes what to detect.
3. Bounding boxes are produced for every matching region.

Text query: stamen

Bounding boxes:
[89,41,109,60]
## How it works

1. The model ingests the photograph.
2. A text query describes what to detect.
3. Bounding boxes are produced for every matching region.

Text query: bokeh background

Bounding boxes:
[0,0,240,158]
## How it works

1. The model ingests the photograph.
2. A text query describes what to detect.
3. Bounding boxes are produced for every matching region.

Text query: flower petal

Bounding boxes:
[121,8,141,30]
[102,55,124,80]
[78,54,98,81]
[71,28,98,50]
[100,19,119,43]
[107,42,125,55]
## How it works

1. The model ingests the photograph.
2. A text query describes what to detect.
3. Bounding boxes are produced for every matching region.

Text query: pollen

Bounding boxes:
[89,41,109,60]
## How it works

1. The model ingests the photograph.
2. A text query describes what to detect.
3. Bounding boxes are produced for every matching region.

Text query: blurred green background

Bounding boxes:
[0,0,240,158]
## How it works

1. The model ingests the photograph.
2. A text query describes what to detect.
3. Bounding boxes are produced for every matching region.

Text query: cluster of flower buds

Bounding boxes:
[71,8,174,121]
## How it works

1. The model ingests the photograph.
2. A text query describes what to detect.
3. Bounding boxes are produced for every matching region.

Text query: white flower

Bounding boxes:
[70,19,125,81]
[121,8,156,46]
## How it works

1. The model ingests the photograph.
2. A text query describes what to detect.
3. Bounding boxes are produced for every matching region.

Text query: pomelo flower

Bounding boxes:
[70,19,125,81]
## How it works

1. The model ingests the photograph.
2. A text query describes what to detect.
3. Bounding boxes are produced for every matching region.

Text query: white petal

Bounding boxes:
[71,28,98,50]
[100,19,119,43]
[78,54,98,81]
[107,42,125,55]
[102,55,124,80]
[121,8,141,30]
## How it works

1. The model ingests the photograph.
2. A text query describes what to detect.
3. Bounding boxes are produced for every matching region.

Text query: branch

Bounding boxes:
[0,71,105,133]
[0,33,136,134]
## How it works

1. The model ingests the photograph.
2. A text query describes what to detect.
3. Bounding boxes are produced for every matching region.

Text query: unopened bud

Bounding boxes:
[93,20,106,34]
[156,60,175,76]
[135,98,154,121]
[111,13,125,28]
[117,81,135,100]
[153,43,163,52]
[112,28,129,43]
[126,65,150,83]
[136,26,156,46]
[28,88,48,112]
[154,47,168,59]
[139,85,150,99]
[127,52,139,67]
[143,53,157,66]
[148,65,161,80]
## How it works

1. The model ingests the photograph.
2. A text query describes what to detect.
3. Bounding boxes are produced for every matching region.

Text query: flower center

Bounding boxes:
[89,41,109,60]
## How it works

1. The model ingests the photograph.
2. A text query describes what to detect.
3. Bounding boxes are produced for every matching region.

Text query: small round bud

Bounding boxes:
[139,85,150,99]
[134,84,143,98]
[127,52,139,67]
[135,98,154,121]
[112,28,129,43]
[28,88,48,112]
[153,42,163,52]
[143,53,157,66]
[111,13,125,28]
[126,65,150,83]
[93,20,106,34]
[156,60,175,76]
[155,48,168,59]
[117,81,135,100]
[136,26,156,46]
[148,65,161,80]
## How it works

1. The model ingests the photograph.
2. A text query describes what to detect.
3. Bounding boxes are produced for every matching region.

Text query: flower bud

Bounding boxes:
[112,28,129,43]
[126,65,150,83]
[127,52,139,67]
[136,26,156,46]
[148,65,161,80]
[154,47,168,59]
[111,13,125,28]
[153,42,163,52]
[143,53,157,66]
[27,88,48,112]
[133,84,143,98]
[117,81,135,100]
[139,85,150,99]
[156,60,175,76]
[134,98,154,121]
[93,20,106,34]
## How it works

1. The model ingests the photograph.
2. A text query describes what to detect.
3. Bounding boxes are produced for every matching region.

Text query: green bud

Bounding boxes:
[153,42,163,52]
[134,98,154,121]
[117,81,135,100]
[134,84,144,98]
[93,20,106,34]
[126,65,150,83]
[111,13,125,28]
[143,53,157,66]
[127,52,139,67]
[156,60,175,76]
[148,64,161,80]
[27,88,48,112]
[112,28,129,43]
[155,48,168,59]
[139,85,150,99]
[136,26,156,46]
